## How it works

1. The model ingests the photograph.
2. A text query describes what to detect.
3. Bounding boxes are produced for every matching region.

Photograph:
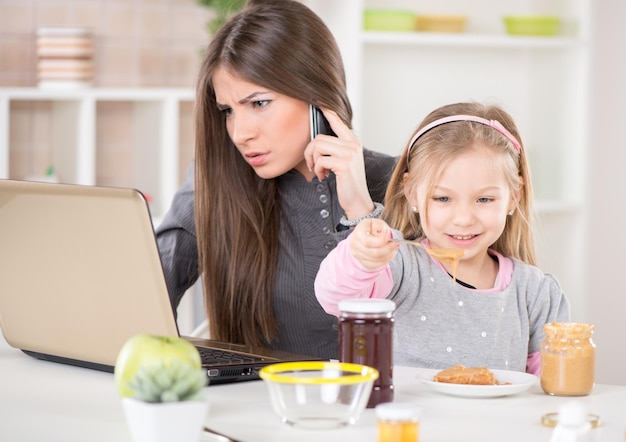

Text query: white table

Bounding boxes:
[1,336,625,442]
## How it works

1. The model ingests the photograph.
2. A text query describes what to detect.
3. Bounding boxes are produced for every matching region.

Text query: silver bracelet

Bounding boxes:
[339,202,384,227]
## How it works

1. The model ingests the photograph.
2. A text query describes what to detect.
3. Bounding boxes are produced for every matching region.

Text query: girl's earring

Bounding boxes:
[411,206,418,213]
[508,209,515,216]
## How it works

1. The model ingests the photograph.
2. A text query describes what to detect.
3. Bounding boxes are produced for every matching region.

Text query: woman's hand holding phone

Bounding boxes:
[303,107,376,223]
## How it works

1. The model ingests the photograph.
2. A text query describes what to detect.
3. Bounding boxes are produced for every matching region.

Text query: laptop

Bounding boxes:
[0,179,322,384]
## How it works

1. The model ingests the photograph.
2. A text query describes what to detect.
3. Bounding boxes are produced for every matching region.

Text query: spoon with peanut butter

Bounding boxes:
[389,237,464,279]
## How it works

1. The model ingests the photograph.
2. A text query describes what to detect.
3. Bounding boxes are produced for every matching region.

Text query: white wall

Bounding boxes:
[587,0,626,386]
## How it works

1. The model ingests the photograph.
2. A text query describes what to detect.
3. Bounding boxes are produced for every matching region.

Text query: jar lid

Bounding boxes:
[541,411,600,428]
[338,298,396,313]
[375,402,421,421]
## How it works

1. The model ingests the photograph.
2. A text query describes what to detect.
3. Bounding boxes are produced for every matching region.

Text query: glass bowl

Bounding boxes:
[259,361,379,429]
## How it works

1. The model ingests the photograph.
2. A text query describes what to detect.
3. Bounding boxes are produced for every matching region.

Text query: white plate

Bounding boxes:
[416,368,538,398]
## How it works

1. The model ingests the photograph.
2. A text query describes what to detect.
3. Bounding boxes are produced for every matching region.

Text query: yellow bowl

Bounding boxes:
[259,361,379,429]
[416,15,467,33]
[503,16,560,36]
[364,9,417,32]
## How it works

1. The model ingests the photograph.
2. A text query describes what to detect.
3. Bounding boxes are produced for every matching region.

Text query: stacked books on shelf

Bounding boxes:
[36,27,94,89]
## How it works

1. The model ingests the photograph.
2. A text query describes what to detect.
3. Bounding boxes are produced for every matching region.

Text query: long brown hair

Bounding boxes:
[194,0,352,346]
[383,102,536,265]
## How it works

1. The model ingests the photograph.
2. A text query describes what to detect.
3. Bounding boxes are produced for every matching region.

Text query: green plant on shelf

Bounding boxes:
[197,0,246,34]
[125,358,207,403]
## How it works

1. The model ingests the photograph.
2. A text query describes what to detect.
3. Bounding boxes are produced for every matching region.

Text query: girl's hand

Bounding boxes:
[303,109,375,220]
[349,219,399,270]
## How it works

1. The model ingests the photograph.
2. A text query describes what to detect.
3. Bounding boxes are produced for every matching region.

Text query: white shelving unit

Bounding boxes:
[311,0,591,320]
[0,87,194,219]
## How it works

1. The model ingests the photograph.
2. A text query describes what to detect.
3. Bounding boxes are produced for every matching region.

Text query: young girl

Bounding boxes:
[315,102,570,374]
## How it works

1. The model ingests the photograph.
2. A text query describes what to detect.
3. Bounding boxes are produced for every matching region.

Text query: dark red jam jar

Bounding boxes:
[338,298,395,408]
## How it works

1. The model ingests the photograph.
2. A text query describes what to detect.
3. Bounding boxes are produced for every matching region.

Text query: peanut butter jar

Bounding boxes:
[540,322,595,396]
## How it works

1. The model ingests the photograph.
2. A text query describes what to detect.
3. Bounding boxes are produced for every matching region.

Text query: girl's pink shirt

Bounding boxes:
[316,238,541,375]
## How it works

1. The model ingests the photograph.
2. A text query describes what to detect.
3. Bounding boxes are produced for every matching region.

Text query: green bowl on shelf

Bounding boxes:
[503,16,560,36]
[364,9,416,32]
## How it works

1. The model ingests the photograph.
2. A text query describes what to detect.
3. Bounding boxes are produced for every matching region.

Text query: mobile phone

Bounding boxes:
[309,105,336,140]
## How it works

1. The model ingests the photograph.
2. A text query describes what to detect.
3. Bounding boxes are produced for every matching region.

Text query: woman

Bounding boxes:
[156,0,396,359]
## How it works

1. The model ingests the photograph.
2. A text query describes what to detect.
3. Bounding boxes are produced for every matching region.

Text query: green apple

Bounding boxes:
[114,334,202,398]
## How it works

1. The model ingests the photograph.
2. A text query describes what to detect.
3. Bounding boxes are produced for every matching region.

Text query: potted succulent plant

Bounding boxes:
[197,0,246,34]
[115,334,208,442]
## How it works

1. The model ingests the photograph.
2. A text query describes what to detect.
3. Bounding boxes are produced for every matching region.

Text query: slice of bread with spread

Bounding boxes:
[433,365,497,385]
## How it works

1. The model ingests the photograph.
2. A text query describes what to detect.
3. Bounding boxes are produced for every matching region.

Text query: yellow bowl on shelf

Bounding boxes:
[503,16,560,36]
[416,15,467,33]
[364,9,417,32]
[259,361,379,429]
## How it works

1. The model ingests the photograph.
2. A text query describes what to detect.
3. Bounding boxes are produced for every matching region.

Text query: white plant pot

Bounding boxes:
[122,398,209,442]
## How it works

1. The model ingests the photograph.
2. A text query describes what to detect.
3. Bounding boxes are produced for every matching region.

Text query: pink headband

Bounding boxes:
[406,115,521,168]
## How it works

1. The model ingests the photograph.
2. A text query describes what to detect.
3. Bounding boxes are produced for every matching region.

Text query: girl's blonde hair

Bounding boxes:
[383,102,536,265]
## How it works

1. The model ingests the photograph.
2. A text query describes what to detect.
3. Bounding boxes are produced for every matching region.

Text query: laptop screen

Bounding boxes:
[0,180,179,367]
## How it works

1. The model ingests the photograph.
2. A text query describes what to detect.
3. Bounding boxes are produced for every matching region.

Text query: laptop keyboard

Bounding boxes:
[196,347,264,365]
